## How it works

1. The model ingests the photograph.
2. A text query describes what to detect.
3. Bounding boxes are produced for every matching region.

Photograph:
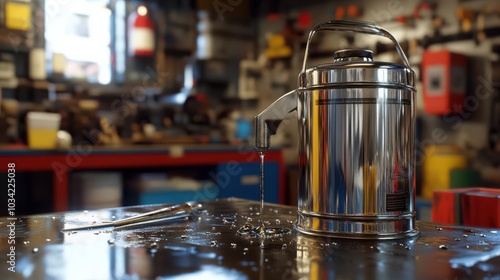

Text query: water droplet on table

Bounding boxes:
[230,243,237,248]
[237,223,255,235]
[32,248,38,253]
[439,245,448,250]
[107,239,115,245]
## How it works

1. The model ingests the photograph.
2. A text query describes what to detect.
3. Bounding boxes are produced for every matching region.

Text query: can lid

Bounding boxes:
[299,49,414,89]
[333,49,373,62]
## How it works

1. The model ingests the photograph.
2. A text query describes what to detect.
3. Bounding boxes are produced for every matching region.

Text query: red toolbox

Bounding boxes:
[432,188,500,228]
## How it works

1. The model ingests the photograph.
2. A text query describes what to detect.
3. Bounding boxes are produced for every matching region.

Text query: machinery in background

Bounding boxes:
[163,57,257,143]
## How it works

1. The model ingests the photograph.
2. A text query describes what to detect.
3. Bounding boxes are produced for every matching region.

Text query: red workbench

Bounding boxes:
[0,144,285,212]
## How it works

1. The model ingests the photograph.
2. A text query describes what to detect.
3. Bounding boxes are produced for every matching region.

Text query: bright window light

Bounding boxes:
[44,0,111,84]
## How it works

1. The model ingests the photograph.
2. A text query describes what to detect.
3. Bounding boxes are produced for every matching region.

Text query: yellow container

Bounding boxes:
[26,112,61,149]
[422,145,467,199]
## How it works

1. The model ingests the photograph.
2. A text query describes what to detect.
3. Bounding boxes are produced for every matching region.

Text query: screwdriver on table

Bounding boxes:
[63,202,202,231]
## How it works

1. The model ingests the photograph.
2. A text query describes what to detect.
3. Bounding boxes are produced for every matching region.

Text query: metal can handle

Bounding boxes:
[301,20,411,71]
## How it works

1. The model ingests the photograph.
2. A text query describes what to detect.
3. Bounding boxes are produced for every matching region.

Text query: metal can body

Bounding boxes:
[254,20,419,239]
[296,86,418,239]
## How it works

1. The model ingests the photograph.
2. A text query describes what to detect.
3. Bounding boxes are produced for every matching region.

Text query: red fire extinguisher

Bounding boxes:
[128,5,155,56]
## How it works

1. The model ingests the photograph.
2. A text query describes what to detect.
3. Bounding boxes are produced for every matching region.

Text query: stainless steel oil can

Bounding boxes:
[255,20,418,239]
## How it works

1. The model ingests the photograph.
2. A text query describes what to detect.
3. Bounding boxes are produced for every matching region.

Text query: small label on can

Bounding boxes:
[386,192,409,212]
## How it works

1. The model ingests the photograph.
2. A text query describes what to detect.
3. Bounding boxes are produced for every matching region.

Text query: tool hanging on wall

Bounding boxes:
[475,14,486,44]
[456,6,475,33]
[413,1,436,20]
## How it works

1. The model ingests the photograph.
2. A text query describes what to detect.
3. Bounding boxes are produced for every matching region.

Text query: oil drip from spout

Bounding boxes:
[259,151,265,248]
[236,151,291,245]
[259,152,265,231]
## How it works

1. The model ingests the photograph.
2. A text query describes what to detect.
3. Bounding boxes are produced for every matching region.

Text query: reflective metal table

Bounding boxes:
[1,198,499,279]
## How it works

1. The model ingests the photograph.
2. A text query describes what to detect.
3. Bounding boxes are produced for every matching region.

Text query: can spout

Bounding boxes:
[255,90,298,152]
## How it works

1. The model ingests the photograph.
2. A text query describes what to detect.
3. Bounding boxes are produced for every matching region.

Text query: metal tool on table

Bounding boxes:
[63,202,202,231]
[255,20,418,239]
